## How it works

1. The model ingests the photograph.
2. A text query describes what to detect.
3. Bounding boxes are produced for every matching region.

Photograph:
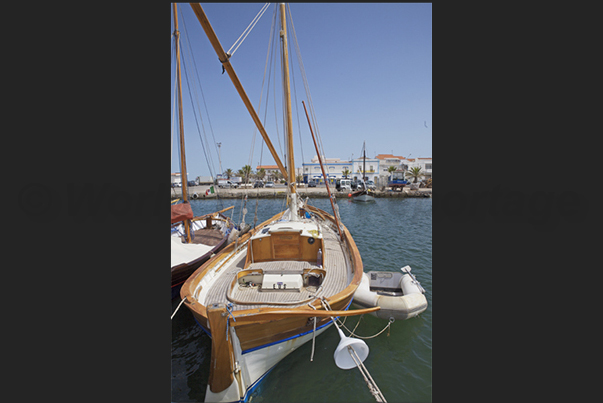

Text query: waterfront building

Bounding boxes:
[298,153,432,186]
[171,172,182,186]
[301,156,352,184]
[350,156,380,182]
[374,154,432,186]
[256,165,281,181]
[406,157,432,181]
[374,154,408,187]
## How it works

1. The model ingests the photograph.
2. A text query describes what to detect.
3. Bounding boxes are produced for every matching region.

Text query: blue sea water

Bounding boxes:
[171,197,432,402]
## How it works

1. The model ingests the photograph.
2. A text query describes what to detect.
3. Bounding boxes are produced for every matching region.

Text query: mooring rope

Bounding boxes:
[340,317,394,339]
[318,297,388,402]
[171,297,187,320]
[348,346,388,402]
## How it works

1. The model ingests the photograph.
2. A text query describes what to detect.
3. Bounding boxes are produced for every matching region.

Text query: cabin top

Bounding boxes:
[249,220,323,241]
[245,220,324,267]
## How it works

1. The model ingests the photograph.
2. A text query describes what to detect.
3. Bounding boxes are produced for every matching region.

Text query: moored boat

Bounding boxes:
[179,3,378,401]
[350,142,375,203]
[171,204,239,299]
[170,5,240,300]
[352,265,428,321]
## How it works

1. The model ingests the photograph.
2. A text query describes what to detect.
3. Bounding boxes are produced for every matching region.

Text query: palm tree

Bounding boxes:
[238,165,253,185]
[407,166,424,183]
[256,168,266,181]
[274,170,284,183]
[342,168,351,179]
[387,165,398,181]
[224,168,233,180]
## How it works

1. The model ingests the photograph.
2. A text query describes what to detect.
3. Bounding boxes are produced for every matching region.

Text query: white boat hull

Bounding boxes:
[205,320,333,402]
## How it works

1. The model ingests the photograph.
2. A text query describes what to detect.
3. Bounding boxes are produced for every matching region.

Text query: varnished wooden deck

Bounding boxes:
[203,223,351,311]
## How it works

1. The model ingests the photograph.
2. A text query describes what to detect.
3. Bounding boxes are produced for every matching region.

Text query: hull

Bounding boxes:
[350,188,375,203]
[171,212,235,299]
[206,320,333,402]
[180,205,366,402]
[352,193,375,203]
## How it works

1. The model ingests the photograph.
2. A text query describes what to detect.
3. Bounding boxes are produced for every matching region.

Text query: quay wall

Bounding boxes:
[171,185,431,200]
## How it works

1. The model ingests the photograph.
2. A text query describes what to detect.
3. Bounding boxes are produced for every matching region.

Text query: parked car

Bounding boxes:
[307,180,317,188]
[336,179,351,192]
[366,180,376,190]
[217,180,239,189]
[253,180,264,188]
[265,181,274,188]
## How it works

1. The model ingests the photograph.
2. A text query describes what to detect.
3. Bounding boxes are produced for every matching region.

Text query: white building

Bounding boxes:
[171,173,182,186]
[301,153,431,186]
[407,157,432,181]
[350,157,380,182]
[375,154,432,186]
[301,156,352,185]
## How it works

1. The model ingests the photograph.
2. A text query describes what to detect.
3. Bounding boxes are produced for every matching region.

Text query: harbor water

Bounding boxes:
[171,197,432,402]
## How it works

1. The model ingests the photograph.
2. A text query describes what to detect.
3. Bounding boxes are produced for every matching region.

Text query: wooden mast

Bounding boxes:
[173,3,192,243]
[280,3,296,197]
[189,3,289,183]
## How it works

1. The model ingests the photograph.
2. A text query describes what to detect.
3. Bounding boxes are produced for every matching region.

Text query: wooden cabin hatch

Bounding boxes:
[272,232,301,260]
[245,227,324,267]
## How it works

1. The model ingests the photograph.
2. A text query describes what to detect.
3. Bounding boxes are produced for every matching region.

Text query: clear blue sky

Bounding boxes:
[171,3,431,180]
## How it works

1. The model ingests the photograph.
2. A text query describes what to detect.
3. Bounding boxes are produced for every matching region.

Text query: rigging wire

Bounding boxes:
[227,3,271,58]
[180,10,216,168]
[287,5,325,171]
[181,11,222,170]
[178,8,226,208]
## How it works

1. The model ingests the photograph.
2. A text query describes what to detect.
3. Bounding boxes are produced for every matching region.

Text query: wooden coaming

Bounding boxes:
[245,230,323,265]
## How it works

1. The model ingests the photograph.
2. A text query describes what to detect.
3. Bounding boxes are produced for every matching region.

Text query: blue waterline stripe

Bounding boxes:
[241,298,353,354]
[193,299,354,352]
[241,320,332,354]
[191,299,356,402]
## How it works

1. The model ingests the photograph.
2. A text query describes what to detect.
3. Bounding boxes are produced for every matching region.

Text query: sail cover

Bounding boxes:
[171,202,193,224]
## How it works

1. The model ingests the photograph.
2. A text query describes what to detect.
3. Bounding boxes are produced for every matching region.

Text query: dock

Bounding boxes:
[171,185,431,200]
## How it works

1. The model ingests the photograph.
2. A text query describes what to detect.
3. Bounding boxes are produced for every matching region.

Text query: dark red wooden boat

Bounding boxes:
[171,202,239,299]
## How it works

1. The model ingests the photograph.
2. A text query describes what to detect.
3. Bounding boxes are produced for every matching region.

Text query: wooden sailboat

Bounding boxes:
[171,3,238,300]
[180,3,378,401]
[350,142,376,203]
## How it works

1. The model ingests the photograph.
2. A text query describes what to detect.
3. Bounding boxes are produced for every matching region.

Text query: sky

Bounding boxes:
[171,3,432,180]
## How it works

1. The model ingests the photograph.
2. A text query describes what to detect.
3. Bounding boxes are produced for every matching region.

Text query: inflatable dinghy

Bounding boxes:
[352,265,427,321]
